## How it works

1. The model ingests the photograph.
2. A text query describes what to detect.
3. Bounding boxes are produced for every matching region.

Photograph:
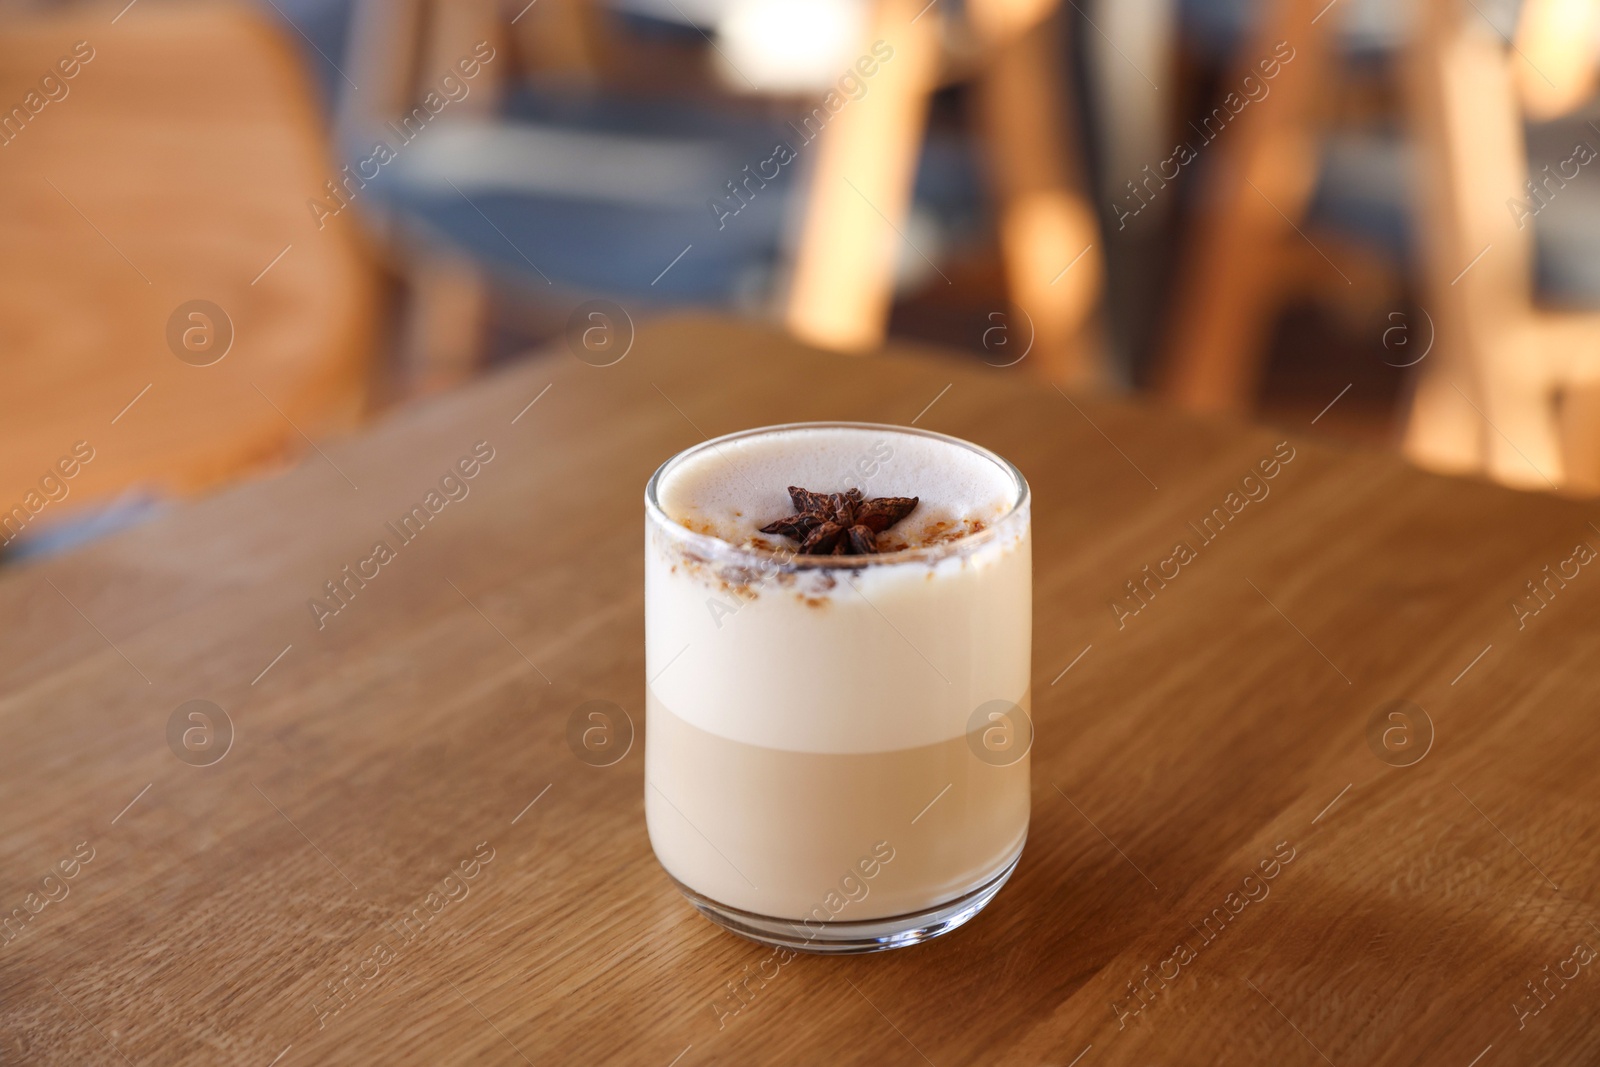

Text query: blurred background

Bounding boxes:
[3,0,1600,564]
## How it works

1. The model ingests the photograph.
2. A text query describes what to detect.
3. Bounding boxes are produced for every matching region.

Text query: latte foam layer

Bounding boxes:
[655,425,1018,551]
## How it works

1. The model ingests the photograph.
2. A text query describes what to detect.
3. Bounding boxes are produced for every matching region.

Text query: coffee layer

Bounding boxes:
[645,692,1031,920]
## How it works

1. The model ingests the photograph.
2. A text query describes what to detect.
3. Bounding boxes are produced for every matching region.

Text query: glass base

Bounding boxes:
[669,850,1023,955]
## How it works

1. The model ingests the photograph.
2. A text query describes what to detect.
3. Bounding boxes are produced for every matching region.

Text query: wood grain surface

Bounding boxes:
[2,315,1598,1066]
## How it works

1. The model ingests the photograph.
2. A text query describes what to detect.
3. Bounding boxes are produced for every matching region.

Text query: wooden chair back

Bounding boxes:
[0,3,379,526]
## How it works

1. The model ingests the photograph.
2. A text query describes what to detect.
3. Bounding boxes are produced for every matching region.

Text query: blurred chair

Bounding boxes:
[1403,0,1600,491]
[0,3,379,547]
[1154,0,1600,493]
[1152,0,1367,412]
[785,0,1108,384]
[339,0,837,395]
[977,0,1108,385]
[336,0,1109,389]
[338,0,506,397]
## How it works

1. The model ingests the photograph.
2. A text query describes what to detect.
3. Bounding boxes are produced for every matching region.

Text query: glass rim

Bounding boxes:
[644,421,1030,570]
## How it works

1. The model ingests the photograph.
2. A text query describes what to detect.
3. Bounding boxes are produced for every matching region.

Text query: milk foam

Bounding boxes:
[655,425,1018,548]
[646,424,1031,754]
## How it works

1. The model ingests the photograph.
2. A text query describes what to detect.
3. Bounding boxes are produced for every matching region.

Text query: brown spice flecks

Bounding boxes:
[922,518,987,546]
[758,486,919,556]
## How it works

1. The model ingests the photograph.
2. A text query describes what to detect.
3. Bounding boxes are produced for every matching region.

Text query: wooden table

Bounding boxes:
[3,316,1597,1065]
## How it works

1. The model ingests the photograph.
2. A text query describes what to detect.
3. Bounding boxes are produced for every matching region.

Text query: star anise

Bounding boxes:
[759,486,919,556]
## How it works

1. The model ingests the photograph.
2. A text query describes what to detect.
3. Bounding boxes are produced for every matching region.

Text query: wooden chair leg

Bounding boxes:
[341,0,503,404]
[509,0,607,82]
[395,252,492,399]
[784,0,942,353]
[419,0,507,113]
[973,6,1106,385]
[338,0,428,145]
[1401,351,1485,476]
[1558,379,1600,494]
[1481,367,1563,489]
[1154,0,1337,412]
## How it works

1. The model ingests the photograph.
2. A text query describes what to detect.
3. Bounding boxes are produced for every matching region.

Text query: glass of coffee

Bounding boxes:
[644,423,1032,953]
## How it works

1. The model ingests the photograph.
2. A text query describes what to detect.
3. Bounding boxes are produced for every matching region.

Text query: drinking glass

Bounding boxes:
[643,422,1032,953]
